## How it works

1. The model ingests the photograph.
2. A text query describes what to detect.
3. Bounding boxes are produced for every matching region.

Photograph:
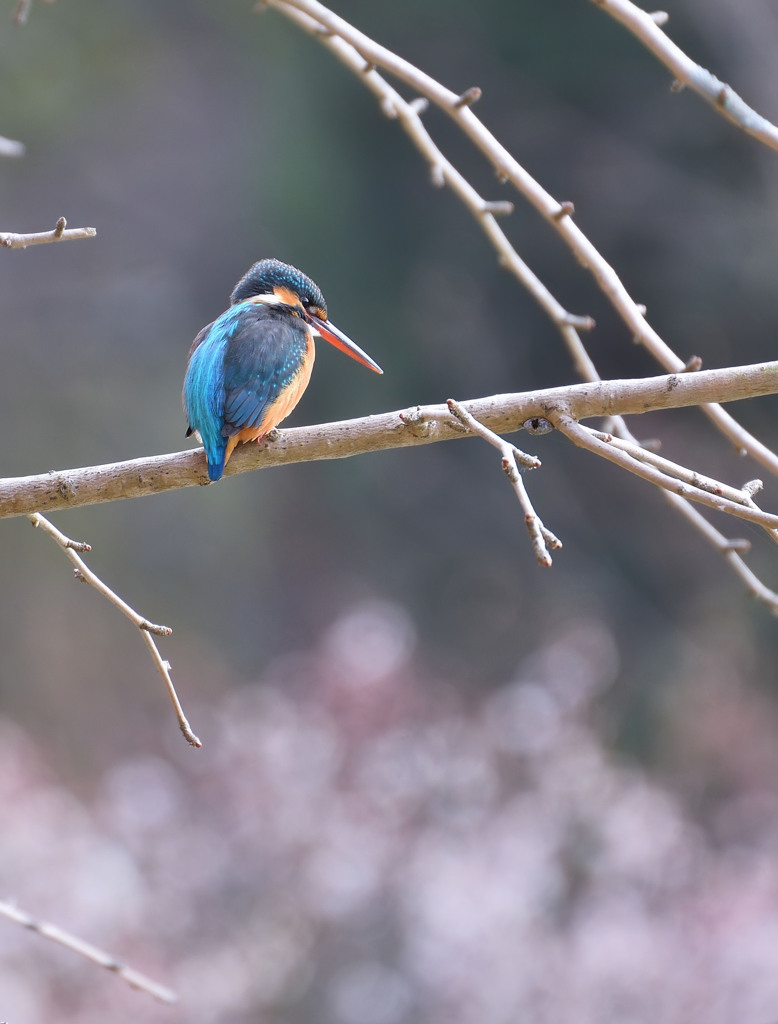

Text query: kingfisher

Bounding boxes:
[183,258,383,482]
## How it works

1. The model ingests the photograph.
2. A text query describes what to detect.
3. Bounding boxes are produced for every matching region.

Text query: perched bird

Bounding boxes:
[184,258,383,482]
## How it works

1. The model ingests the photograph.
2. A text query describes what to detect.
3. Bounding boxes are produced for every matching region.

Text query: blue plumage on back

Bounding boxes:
[184,306,244,481]
[184,301,310,481]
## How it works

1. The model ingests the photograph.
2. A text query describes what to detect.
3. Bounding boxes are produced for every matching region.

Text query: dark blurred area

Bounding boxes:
[2,0,778,1021]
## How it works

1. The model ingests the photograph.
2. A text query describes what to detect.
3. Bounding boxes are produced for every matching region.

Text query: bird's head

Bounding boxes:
[231,258,383,374]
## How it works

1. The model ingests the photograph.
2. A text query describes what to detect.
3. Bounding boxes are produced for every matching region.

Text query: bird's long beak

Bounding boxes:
[305,312,383,374]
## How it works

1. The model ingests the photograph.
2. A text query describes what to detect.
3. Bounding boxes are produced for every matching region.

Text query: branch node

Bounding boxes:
[482,200,514,216]
[453,86,482,109]
[140,619,174,637]
[563,313,596,331]
[399,406,436,437]
[724,537,752,553]
[495,167,509,185]
[429,164,445,188]
[501,455,518,482]
[512,448,542,470]
[743,478,764,497]
[523,417,554,435]
[716,85,730,108]
[53,216,66,238]
[670,79,685,93]
[650,11,669,25]
[553,201,575,220]
[380,97,398,119]
[65,538,91,553]
[683,355,703,372]
[409,97,429,115]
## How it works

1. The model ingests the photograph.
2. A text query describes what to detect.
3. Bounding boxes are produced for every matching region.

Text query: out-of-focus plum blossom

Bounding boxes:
[3,602,778,1024]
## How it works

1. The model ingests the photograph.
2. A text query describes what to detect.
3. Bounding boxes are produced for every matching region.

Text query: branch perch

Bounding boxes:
[28,512,201,748]
[0,217,96,249]
[0,898,177,1005]
[2,362,778,521]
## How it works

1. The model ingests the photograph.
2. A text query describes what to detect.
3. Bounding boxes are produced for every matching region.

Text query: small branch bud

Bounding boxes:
[553,201,575,220]
[482,200,514,216]
[454,86,482,109]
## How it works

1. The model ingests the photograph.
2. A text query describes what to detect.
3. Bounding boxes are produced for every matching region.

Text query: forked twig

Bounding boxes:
[407,399,561,566]
[590,0,778,152]
[587,428,778,543]
[0,899,177,1004]
[551,412,778,534]
[0,217,96,249]
[27,512,201,747]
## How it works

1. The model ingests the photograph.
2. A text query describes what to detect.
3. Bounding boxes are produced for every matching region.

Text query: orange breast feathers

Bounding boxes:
[223,336,315,464]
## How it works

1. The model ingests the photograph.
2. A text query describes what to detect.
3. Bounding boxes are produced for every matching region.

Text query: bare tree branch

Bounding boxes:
[0,217,96,249]
[1,362,777,521]
[590,0,778,151]
[551,413,778,533]
[414,399,562,566]
[28,513,201,748]
[0,898,177,1004]
[267,0,778,478]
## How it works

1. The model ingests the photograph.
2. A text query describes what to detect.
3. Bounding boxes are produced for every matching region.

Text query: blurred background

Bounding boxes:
[2,0,778,1020]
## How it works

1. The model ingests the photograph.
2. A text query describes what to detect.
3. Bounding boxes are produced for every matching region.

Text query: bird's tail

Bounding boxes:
[207,453,226,482]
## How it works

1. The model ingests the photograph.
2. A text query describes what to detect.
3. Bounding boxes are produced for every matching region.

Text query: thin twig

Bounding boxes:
[2,363,778,521]
[0,899,177,1004]
[0,218,96,249]
[590,0,778,152]
[589,427,778,544]
[269,0,778,478]
[551,412,778,534]
[443,398,561,566]
[27,512,201,748]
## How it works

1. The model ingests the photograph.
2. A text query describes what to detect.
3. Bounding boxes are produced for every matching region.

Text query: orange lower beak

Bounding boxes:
[305,313,383,374]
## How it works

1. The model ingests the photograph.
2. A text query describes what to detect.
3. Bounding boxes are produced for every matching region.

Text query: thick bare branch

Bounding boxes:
[0,899,177,1004]
[1,362,777,521]
[0,217,96,249]
[590,0,778,151]
[28,513,201,748]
